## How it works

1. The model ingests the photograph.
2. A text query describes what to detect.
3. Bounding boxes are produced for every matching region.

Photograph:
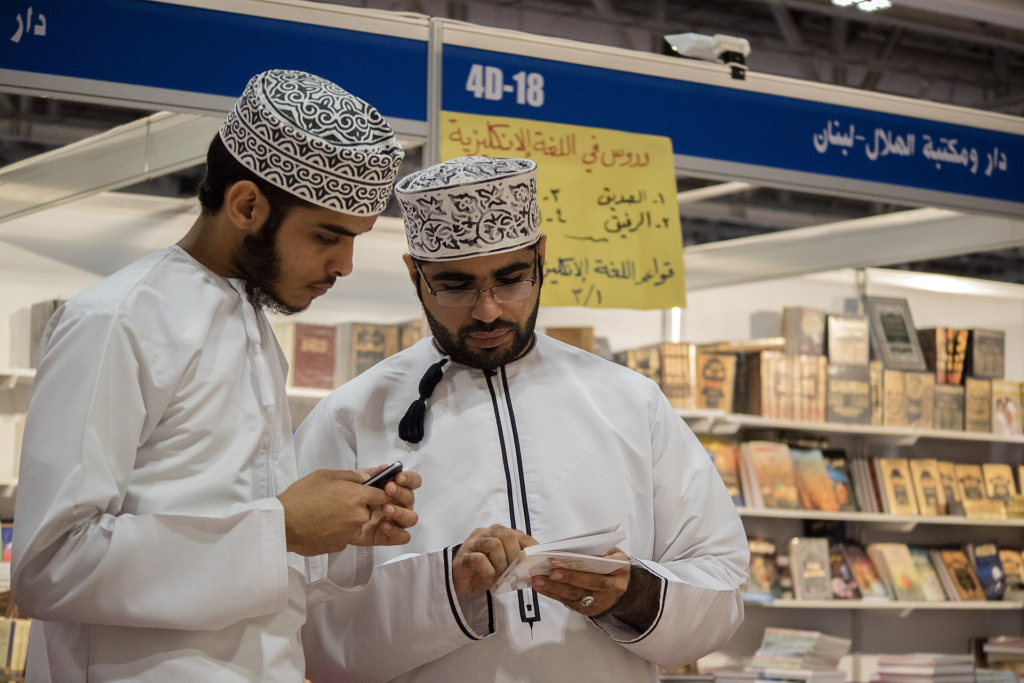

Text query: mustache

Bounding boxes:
[459,319,517,338]
[310,277,336,288]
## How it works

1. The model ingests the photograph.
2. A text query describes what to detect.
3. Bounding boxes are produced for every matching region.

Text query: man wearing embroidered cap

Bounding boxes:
[296,156,748,682]
[12,70,421,683]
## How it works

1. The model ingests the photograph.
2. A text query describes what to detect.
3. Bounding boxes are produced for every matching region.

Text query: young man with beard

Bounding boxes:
[295,157,748,683]
[11,70,421,683]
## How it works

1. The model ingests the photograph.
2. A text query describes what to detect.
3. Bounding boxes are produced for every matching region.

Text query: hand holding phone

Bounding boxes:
[363,462,404,490]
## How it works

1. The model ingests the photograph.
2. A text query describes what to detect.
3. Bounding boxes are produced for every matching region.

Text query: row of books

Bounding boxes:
[747,537,1017,603]
[705,438,1022,520]
[877,654,977,683]
[272,320,423,390]
[0,619,31,675]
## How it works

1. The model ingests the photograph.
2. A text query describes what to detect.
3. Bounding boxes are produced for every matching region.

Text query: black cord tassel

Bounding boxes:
[399,358,448,443]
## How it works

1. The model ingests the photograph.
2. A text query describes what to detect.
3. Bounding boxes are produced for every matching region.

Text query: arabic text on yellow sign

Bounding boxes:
[441,111,686,310]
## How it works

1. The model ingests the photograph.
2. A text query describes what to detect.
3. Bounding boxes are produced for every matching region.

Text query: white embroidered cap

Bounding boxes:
[219,69,404,216]
[395,156,540,261]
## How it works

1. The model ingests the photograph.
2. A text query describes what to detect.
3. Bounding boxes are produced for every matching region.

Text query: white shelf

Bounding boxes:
[737,507,1024,529]
[747,599,1023,611]
[678,410,1024,446]
[0,368,35,390]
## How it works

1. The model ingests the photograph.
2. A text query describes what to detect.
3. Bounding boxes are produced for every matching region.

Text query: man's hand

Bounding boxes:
[531,548,630,617]
[453,524,537,598]
[348,465,423,547]
[277,469,391,556]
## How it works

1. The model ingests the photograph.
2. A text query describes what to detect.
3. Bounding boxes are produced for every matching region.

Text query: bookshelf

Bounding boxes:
[677,409,1024,446]
[0,370,34,392]
[746,600,1024,611]
[738,507,1024,531]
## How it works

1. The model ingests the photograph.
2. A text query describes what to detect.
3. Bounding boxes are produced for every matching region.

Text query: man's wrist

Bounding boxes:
[597,561,661,633]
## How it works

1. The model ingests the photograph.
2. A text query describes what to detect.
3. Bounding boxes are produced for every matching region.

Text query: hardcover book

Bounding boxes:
[883,370,908,428]
[825,365,871,425]
[841,542,890,599]
[662,343,699,410]
[966,329,1005,380]
[791,448,841,512]
[829,544,862,599]
[782,307,826,357]
[826,315,870,367]
[955,464,987,501]
[398,318,426,351]
[933,385,965,431]
[991,380,1022,436]
[745,538,779,601]
[823,452,859,512]
[965,378,992,433]
[273,322,338,390]
[905,371,935,429]
[696,353,736,412]
[909,459,946,517]
[908,547,950,601]
[867,543,926,601]
[936,461,964,515]
[879,458,920,516]
[702,439,744,506]
[863,296,927,372]
[790,537,832,600]
[870,361,885,426]
[966,542,1006,600]
[797,355,827,422]
[917,328,968,385]
[982,463,1017,502]
[742,441,800,510]
[998,549,1024,600]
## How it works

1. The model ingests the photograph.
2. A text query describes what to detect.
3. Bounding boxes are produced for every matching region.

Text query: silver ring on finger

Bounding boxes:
[579,592,595,608]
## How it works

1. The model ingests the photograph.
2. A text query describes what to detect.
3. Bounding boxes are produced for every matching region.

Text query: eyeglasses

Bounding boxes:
[416,251,539,308]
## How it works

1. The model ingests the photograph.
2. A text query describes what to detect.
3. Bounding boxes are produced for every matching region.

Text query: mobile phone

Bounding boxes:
[363,462,404,489]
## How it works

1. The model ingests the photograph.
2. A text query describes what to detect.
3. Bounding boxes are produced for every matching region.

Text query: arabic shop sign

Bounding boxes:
[442,111,686,310]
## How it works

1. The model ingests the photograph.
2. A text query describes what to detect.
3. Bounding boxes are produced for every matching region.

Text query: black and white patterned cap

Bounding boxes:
[396,157,540,261]
[219,70,404,216]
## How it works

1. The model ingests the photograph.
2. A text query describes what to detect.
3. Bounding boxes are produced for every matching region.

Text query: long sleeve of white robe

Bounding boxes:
[13,306,290,631]
[297,336,748,683]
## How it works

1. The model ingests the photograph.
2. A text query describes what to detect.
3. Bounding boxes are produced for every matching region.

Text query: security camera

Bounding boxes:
[663,33,751,80]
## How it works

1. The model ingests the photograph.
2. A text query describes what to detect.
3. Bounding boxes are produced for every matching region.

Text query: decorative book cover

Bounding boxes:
[879,458,920,516]
[936,461,963,514]
[998,549,1024,600]
[702,439,743,506]
[933,385,965,431]
[622,345,660,384]
[883,370,908,428]
[696,353,736,412]
[841,542,890,599]
[955,464,987,501]
[967,329,1005,380]
[982,463,1017,502]
[782,307,826,357]
[909,459,946,516]
[790,537,832,600]
[966,542,1006,600]
[963,499,1007,520]
[917,328,968,385]
[791,448,841,512]
[965,378,992,433]
[745,538,778,600]
[830,544,862,599]
[661,343,698,410]
[905,371,935,429]
[824,451,859,512]
[398,319,425,351]
[908,547,949,601]
[772,355,796,421]
[800,355,827,422]
[745,441,800,509]
[826,365,871,425]
[991,380,1022,436]
[336,323,400,384]
[868,543,926,601]
[870,361,885,426]
[292,323,337,390]
[826,315,870,367]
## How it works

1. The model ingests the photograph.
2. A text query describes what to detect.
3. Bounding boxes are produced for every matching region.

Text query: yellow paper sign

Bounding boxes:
[441,112,686,310]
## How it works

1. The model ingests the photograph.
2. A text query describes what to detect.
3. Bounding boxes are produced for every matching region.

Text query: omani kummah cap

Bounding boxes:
[395,156,540,261]
[219,69,404,216]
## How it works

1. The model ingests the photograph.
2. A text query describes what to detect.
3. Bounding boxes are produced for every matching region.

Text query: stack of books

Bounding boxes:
[876,654,974,683]
[749,628,851,683]
[975,670,1016,683]
[983,637,1024,676]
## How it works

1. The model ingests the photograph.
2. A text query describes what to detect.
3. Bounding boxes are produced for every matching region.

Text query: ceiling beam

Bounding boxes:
[684,208,1024,290]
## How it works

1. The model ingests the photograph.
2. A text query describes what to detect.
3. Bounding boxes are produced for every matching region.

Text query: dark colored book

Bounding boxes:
[824,451,859,512]
[918,328,968,385]
[783,307,826,356]
[966,330,1005,380]
[933,385,965,431]
[966,542,1007,600]
[830,543,862,599]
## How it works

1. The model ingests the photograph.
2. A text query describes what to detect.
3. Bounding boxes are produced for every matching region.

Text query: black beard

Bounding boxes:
[233,214,304,316]
[423,295,540,370]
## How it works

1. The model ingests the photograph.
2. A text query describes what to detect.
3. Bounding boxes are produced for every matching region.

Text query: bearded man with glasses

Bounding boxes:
[295,157,748,683]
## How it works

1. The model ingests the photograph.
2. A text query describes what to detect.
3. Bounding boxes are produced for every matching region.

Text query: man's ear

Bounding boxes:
[223,181,269,236]
[402,254,419,287]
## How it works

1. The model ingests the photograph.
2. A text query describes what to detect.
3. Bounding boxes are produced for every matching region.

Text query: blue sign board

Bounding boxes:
[443,45,1023,210]
[0,0,427,122]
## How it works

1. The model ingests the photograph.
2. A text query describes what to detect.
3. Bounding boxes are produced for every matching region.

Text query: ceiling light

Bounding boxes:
[831,0,892,10]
